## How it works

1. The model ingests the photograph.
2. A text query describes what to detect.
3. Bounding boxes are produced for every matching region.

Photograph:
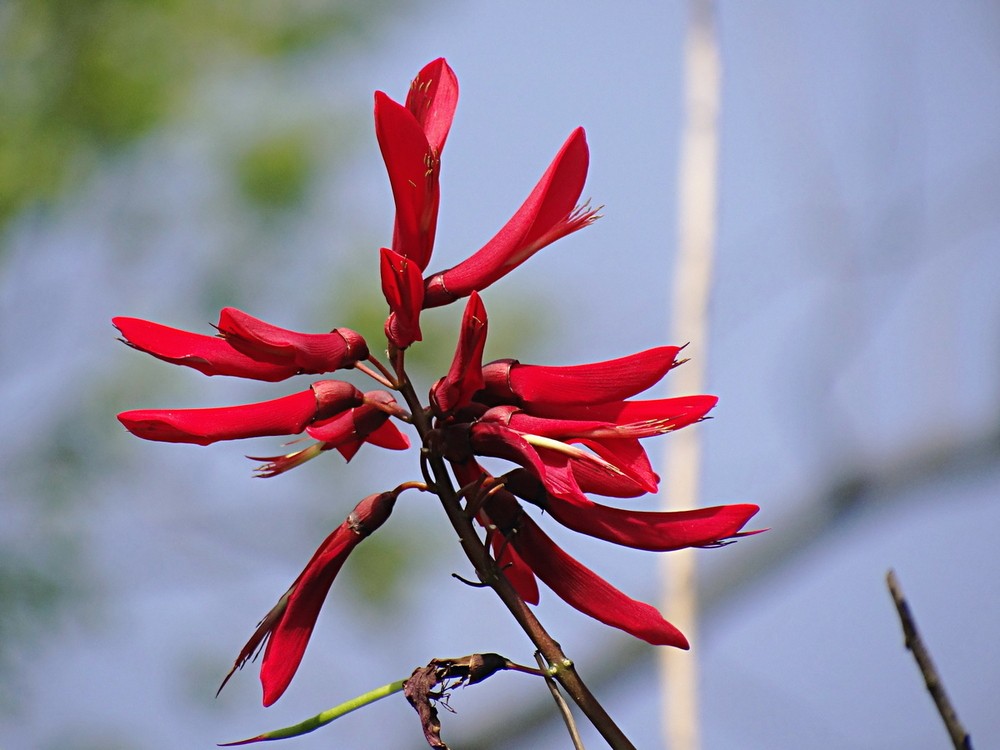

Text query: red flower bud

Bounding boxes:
[380,247,425,348]
[430,291,488,415]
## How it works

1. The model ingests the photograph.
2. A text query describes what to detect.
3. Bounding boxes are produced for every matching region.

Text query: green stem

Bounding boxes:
[219,680,407,746]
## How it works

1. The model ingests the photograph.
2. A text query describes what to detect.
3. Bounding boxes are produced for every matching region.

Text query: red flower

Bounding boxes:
[219,491,398,706]
[423,127,598,307]
[117,380,363,446]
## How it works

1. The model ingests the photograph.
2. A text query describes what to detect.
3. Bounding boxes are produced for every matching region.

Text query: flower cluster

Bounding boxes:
[116,58,758,711]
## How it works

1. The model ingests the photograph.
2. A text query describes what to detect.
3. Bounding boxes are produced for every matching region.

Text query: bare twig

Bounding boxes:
[535,651,586,750]
[886,569,972,750]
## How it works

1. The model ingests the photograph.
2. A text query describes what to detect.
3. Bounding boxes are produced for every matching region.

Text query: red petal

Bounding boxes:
[468,422,548,482]
[260,528,356,705]
[431,291,488,414]
[363,419,411,451]
[380,248,425,348]
[260,492,397,705]
[374,92,439,269]
[481,346,682,407]
[503,511,688,648]
[217,308,368,374]
[491,531,539,605]
[543,494,760,552]
[118,388,319,445]
[405,58,459,156]
[423,128,593,306]
[576,437,660,493]
[113,317,298,381]
[539,395,718,427]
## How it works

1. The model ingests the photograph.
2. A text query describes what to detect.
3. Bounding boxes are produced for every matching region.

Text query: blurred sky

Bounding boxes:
[2,1,999,748]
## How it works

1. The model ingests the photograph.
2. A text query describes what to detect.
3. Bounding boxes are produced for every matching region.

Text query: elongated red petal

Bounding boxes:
[431,292,488,414]
[375,92,439,269]
[260,492,397,706]
[468,422,548,482]
[260,532,354,706]
[113,317,299,381]
[494,507,687,648]
[380,247,425,348]
[480,346,682,408]
[217,308,368,374]
[405,58,458,156]
[535,394,718,427]
[491,530,540,605]
[118,389,320,445]
[423,128,594,306]
[542,494,760,552]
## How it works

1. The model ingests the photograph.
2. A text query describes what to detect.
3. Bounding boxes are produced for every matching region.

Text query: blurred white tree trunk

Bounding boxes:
[659,0,720,748]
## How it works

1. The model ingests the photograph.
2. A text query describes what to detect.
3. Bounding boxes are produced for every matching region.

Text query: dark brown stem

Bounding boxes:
[886,569,972,750]
[394,363,636,750]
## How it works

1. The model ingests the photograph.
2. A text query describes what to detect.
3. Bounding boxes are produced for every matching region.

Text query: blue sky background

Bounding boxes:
[2,1,999,748]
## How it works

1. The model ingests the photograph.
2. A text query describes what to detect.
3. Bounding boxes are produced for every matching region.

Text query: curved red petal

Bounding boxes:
[544,494,760,552]
[374,92,438,269]
[260,527,357,706]
[431,291,488,414]
[423,128,592,306]
[113,317,298,382]
[482,346,683,408]
[363,419,411,451]
[259,492,397,705]
[513,514,688,647]
[217,308,368,374]
[118,389,319,445]
[542,395,718,427]
[406,58,459,156]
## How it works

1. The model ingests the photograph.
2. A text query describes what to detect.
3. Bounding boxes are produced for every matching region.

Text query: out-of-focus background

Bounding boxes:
[2,1,998,748]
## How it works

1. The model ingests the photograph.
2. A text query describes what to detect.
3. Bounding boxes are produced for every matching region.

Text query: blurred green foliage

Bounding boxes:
[236,129,317,210]
[0,0,401,229]
[0,0,410,717]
